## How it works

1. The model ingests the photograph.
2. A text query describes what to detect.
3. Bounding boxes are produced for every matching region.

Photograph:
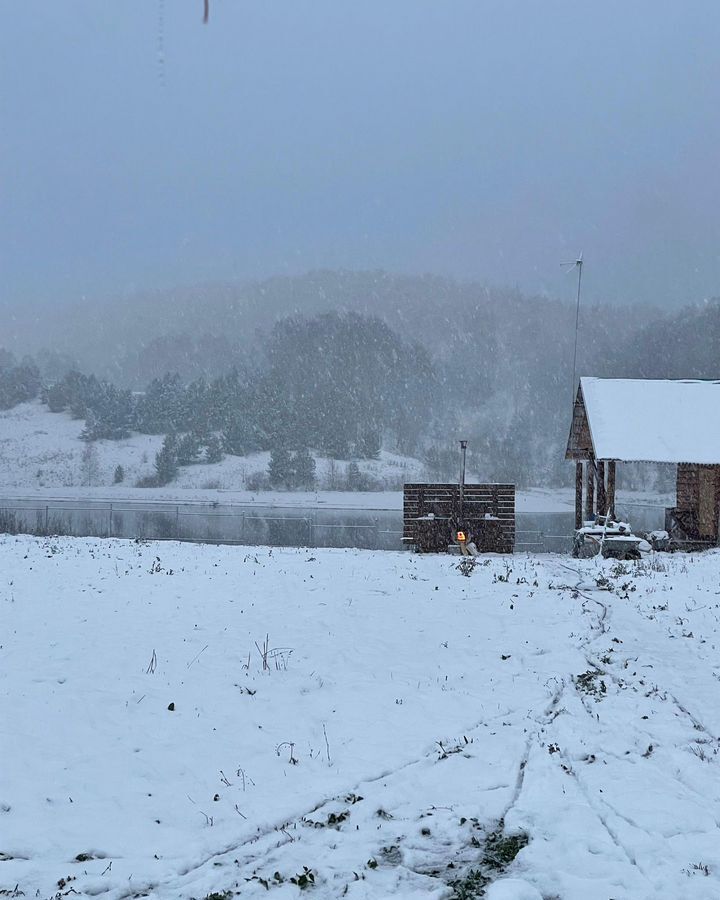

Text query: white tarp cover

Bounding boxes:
[581,377,720,464]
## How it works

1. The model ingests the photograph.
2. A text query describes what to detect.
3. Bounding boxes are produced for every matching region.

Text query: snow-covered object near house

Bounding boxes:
[578,518,632,533]
[573,517,651,559]
[646,529,671,551]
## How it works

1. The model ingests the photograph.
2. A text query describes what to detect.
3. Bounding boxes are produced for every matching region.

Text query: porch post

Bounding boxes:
[585,459,595,522]
[597,460,606,517]
[607,461,616,520]
[575,462,583,530]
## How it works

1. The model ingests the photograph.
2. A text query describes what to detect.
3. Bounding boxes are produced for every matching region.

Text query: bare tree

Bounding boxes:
[80,441,101,487]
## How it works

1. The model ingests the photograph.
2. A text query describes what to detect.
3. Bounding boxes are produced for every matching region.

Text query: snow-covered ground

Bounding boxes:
[0,402,425,494]
[0,402,578,513]
[0,402,674,521]
[2,536,720,899]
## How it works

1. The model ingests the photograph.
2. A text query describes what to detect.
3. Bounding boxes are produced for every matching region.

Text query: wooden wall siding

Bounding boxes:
[403,483,515,553]
[565,392,594,460]
[676,464,720,541]
[677,464,697,511]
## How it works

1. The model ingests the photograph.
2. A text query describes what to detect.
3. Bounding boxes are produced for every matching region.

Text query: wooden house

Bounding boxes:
[566,378,720,545]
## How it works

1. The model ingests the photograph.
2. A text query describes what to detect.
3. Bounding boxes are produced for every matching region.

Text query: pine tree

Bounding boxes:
[80,411,100,442]
[135,373,184,434]
[357,427,381,459]
[45,381,70,413]
[113,464,125,484]
[346,461,366,491]
[268,446,293,489]
[323,432,350,460]
[291,447,316,489]
[205,433,224,464]
[182,377,211,433]
[80,383,133,441]
[155,434,179,485]
[176,431,202,465]
[223,414,260,455]
[0,361,41,410]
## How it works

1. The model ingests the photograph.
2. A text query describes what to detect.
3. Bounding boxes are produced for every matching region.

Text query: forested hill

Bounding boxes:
[4,270,650,383]
[2,272,718,488]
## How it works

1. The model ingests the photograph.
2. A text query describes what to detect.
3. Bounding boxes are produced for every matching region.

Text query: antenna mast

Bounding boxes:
[562,253,584,402]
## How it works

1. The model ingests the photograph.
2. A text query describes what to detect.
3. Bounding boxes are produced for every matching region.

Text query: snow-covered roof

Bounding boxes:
[580,377,720,464]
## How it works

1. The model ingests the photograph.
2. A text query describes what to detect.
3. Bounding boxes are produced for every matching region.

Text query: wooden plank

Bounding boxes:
[699,467,716,537]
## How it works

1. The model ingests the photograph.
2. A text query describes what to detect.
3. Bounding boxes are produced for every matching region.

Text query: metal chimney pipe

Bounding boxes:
[459,440,468,514]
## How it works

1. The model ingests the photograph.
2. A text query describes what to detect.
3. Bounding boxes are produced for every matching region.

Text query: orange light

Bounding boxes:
[457,531,466,542]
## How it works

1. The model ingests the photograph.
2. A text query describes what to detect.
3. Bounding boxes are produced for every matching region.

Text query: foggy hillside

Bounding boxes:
[2,272,718,489]
[6,269,654,383]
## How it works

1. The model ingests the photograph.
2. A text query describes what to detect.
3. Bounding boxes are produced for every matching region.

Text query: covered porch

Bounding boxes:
[566,377,720,546]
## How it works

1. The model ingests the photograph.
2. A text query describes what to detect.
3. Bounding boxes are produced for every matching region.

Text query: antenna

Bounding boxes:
[561,253,583,403]
[157,0,165,87]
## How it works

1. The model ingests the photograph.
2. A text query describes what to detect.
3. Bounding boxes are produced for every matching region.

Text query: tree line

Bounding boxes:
[3,292,720,490]
[7,312,436,486]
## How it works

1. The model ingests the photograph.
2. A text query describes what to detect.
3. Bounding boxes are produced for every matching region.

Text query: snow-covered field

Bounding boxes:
[2,402,675,519]
[3,536,720,899]
[0,402,425,495]
[0,402,575,513]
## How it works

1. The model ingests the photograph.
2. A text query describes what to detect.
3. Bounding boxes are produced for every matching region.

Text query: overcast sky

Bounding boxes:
[2,0,720,310]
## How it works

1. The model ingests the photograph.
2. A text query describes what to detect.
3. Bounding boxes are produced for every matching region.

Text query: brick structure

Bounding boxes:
[403,483,515,553]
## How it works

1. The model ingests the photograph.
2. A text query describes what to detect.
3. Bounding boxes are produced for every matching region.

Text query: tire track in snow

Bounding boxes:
[524,566,655,887]
[501,678,567,824]
[114,558,612,899]
[112,705,530,899]
[532,658,654,885]
[554,744,651,882]
[551,638,716,887]
[126,664,571,896]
